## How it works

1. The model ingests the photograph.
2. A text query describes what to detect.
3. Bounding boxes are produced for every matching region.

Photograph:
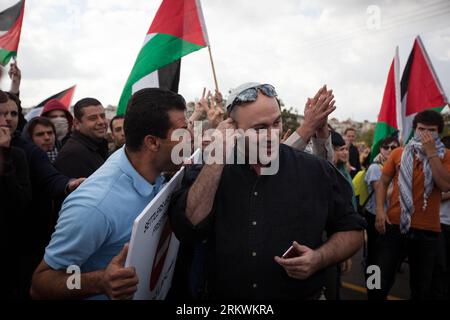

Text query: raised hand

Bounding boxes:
[188,88,207,128]
[213,89,223,107]
[281,128,293,142]
[419,130,437,157]
[297,85,336,142]
[204,90,224,128]
[304,85,336,131]
[8,61,21,94]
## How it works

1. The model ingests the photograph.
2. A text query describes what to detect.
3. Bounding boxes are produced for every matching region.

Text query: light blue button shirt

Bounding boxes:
[365,163,382,215]
[44,147,165,299]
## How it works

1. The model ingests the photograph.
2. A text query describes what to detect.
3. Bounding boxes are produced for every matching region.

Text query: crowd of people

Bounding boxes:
[0,63,449,300]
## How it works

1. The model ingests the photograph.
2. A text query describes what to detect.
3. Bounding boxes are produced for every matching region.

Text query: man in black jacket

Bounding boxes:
[54,98,108,178]
[344,127,361,178]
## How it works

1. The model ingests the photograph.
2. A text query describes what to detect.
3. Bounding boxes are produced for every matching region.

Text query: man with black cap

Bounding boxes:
[169,82,365,300]
[327,130,357,299]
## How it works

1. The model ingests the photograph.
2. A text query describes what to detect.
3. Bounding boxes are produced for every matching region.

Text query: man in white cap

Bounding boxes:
[169,82,365,300]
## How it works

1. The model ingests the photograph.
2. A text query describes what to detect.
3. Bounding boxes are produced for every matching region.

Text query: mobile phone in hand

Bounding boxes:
[282,245,299,259]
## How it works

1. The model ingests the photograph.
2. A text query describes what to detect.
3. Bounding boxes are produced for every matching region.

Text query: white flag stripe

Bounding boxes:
[416,36,448,104]
[132,70,159,94]
[142,33,156,48]
[195,0,210,46]
[394,46,403,140]
[402,108,416,143]
[25,106,44,121]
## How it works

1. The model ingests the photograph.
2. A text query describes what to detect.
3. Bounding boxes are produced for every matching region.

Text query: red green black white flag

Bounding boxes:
[399,35,448,143]
[117,0,209,115]
[0,0,25,66]
[25,85,76,121]
[371,47,401,161]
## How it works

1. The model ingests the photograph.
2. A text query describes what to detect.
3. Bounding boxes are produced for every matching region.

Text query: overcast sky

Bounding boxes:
[1,0,449,121]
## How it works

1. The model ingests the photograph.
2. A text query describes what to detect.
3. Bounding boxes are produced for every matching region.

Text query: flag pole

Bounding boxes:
[207,45,219,92]
[394,46,402,145]
[11,56,17,84]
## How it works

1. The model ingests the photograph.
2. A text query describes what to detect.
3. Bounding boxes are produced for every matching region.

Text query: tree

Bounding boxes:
[281,107,301,135]
[359,128,375,149]
[443,112,450,138]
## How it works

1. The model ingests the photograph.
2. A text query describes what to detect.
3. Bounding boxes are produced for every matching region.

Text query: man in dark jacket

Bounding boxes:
[344,127,361,178]
[54,98,108,178]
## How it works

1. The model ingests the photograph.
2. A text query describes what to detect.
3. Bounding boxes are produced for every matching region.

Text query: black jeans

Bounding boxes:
[367,224,439,300]
[324,264,341,300]
[365,213,378,267]
[431,224,450,299]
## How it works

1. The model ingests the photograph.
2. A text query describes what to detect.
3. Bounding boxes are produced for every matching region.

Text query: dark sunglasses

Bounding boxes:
[228,84,278,113]
[381,145,398,151]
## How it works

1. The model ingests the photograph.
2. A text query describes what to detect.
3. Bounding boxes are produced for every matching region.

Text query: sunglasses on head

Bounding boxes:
[228,84,278,113]
[381,145,397,151]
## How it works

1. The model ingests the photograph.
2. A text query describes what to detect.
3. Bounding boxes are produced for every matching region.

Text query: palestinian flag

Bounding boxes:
[0,0,25,66]
[400,35,448,143]
[371,47,401,161]
[25,85,76,121]
[117,0,209,115]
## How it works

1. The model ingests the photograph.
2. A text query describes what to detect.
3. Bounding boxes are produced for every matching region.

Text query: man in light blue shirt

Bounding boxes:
[31,88,189,300]
[365,162,383,215]
[45,147,164,300]
[363,136,399,270]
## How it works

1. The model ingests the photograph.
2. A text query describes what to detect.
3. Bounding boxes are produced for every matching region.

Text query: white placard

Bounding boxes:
[125,149,200,300]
